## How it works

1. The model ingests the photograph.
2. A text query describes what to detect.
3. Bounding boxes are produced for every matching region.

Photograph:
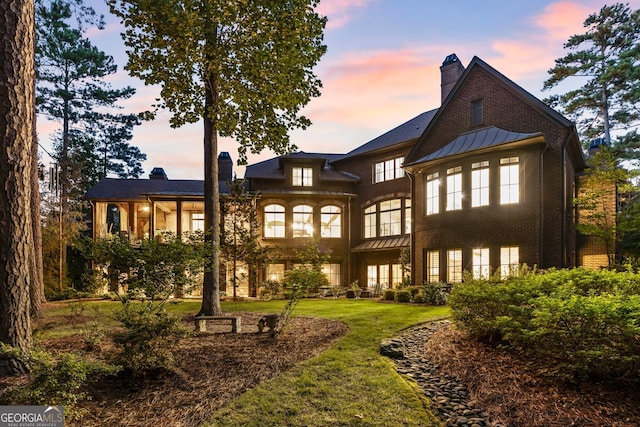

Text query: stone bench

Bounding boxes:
[194,315,242,333]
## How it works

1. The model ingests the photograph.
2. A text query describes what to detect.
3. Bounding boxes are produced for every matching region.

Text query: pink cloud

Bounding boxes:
[531,2,593,41]
[316,0,376,30]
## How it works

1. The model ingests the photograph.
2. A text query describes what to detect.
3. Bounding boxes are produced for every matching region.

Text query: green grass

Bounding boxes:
[37,298,449,426]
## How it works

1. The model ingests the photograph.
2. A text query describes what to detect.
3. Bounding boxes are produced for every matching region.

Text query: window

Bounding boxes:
[264,204,285,238]
[322,264,341,287]
[367,265,378,288]
[292,167,313,186]
[426,172,440,215]
[379,199,402,237]
[379,265,389,289]
[391,264,403,289]
[446,166,462,211]
[447,249,462,283]
[427,250,440,283]
[321,205,341,238]
[364,205,376,238]
[472,247,490,279]
[266,264,285,283]
[404,199,412,234]
[471,161,489,207]
[471,98,483,126]
[191,212,204,232]
[373,157,404,183]
[500,246,519,278]
[293,205,314,237]
[500,157,520,204]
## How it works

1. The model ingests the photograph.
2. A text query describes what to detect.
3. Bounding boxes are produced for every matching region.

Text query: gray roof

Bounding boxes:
[84,178,227,201]
[408,126,543,166]
[244,152,357,182]
[337,109,438,160]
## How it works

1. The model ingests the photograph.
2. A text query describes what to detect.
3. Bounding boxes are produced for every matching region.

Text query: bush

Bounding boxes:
[421,281,448,306]
[383,290,395,301]
[395,290,411,303]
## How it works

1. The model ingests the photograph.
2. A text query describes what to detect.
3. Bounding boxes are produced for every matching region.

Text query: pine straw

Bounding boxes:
[423,325,640,427]
[51,312,346,427]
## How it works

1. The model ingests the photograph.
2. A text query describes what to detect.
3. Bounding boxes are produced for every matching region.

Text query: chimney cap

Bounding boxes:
[442,53,460,66]
[149,167,168,180]
[218,151,231,159]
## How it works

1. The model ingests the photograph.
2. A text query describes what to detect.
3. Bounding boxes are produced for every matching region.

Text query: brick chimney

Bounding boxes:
[218,152,233,183]
[149,167,168,180]
[440,53,465,104]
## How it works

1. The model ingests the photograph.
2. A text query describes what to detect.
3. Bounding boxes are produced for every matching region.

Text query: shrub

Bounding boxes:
[395,290,411,303]
[421,281,448,306]
[383,290,395,301]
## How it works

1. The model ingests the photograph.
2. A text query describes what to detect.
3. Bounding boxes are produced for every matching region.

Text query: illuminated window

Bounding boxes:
[404,199,411,234]
[322,264,341,287]
[500,157,519,204]
[373,157,404,183]
[266,264,285,283]
[427,250,440,283]
[471,161,489,207]
[292,167,312,186]
[367,265,378,288]
[364,205,376,238]
[426,172,440,215]
[447,249,462,283]
[446,166,462,211]
[379,199,402,237]
[500,246,519,278]
[391,264,403,289]
[292,204,314,238]
[264,204,285,238]
[321,205,341,238]
[191,212,204,232]
[472,247,490,279]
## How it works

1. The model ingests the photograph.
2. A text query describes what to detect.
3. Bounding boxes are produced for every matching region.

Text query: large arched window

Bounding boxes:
[321,205,341,238]
[263,204,285,238]
[293,204,314,238]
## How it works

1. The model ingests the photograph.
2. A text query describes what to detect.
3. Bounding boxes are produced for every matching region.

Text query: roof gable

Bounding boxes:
[84,178,214,200]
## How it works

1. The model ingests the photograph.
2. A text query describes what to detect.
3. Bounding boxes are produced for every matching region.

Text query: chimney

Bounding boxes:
[440,53,465,104]
[149,167,168,180]
[218,152,233,183]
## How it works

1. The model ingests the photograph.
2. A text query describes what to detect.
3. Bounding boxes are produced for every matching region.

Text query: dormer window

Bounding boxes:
[292,167,313,186]
[471,98,483,126]
[373,157,404,183]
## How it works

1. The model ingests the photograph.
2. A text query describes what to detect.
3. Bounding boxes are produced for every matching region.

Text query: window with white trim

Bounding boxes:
[426,172,440,215]
[263,204,285,238]
[292,204,314,238]
[447,249,462,283]
[191,212,204,232]
[471,161,489,207]
[373,157,404,183]
[321,205,341,238]
[446,166,462,211]
[500,157,519,204]
[472,247,490,279]
[427,250,440,283]
[292,167,313,186]
[500,246,519,278]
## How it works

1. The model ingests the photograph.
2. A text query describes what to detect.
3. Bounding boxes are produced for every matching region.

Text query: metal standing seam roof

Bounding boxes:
[407,126,544,166]
[351,235,410,252]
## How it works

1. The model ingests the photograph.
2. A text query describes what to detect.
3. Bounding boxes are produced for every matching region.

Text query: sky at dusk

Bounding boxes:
[36,0,640,179]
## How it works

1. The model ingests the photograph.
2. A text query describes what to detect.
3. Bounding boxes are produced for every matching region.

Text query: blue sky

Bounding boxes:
[37,0,640,179]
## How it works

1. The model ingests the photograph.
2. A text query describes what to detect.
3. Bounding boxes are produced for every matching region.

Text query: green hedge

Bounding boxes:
[449,268,640,381]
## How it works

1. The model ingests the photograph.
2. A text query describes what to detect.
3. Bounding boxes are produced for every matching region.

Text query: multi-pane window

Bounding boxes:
[292,205,314,237]
[471,98,483,126]
[391,264,403,289]
[472,247,490,279]
[446,166,462,211]
[379,265,390,289]
[427,250,440,283]
[364,205,376,238]
[447,249,462,283]
[500,246,519,278]
[379,199,402,237]
[292,167,313,186]
[471,161,489,207]
[263,204,285,238]
[426,172,440,215]
[322,264,341,287]
[373,157,404,183]
[367,265,378,288]
[191,212,204,232]
[404,199,411,234]
[500,157,520,204]
[266,264,285,283]
[321,205,341,238]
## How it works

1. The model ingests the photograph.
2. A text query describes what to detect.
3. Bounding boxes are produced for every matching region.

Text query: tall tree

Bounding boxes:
[543,3,640,164]
[109,0,327,316]
[0,0,35,374]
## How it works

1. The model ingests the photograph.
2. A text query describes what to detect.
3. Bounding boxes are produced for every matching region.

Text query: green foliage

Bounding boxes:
[421,281,449,306]
[450,268,640,380]
[394,290,411,303]
[0,344,119,419]
[383,290,396,301]
[112,303,190,375]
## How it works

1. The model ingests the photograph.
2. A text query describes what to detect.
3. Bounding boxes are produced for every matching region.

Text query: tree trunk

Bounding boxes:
[30,76,45,318]
[0,0,35,375]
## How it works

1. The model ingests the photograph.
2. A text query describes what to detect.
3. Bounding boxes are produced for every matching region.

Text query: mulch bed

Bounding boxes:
[423,326,640,427]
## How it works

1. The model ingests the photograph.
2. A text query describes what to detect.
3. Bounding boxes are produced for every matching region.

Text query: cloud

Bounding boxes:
[531,2,593,41]
[317,0,376,30]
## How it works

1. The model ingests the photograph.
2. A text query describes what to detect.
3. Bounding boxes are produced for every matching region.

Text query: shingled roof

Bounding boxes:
[244,152,357,182]
[84,178,221,201]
